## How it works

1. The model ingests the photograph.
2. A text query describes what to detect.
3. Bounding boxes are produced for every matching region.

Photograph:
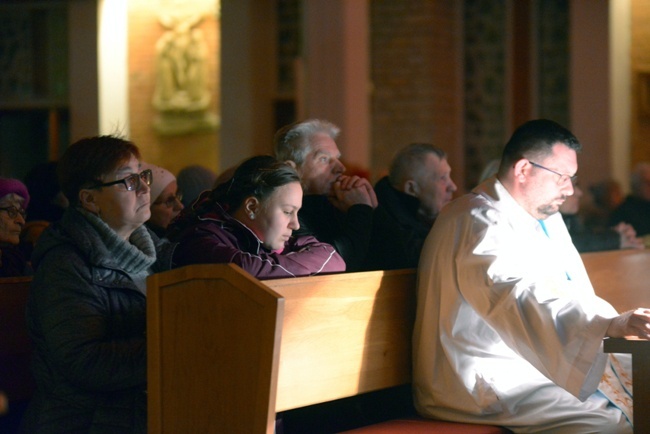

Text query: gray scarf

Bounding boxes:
[79,209,157,290]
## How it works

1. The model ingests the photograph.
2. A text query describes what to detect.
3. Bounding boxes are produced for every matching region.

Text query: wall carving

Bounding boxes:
[152,5,219,135]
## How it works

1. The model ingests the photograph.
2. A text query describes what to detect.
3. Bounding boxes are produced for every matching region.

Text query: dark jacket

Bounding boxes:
[608,195,650,237]
[364,177,431,270]
[22,207,173,434]
[562,213,620,253]
[294,195,373,272]
[0,242,31,277]
[170,202,345,279]
[145,221,166,239]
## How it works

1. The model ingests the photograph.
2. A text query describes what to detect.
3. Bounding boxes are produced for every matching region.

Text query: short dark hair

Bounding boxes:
[58,135,141,207]
[388,143,446,188]
[498,119,581,177]
[273,119,340,166]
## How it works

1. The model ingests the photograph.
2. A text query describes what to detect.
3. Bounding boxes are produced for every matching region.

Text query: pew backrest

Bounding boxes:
[147,265,417,434]
[265,268,417,412]
[0,276,34,402]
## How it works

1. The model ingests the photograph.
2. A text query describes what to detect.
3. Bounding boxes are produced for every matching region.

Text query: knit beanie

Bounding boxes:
[0,178,30,208]
[141,162,176,202]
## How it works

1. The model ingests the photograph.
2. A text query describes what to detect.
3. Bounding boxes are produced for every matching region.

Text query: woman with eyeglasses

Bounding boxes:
[22,136,174,434]
[167,155,345,279]
[0,177,31,277]
[141,162,184,238]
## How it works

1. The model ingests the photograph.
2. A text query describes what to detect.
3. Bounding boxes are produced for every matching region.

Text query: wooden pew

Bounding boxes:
[0,276,35,428]
[582,249,650,433]
[147,265,507,434]
[581,249,650,312]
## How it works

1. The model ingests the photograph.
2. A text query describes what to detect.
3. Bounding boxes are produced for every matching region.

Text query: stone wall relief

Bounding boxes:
[152,5,219,135]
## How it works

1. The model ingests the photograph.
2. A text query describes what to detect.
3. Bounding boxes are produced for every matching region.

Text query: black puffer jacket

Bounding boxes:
[22,207,173,434]
[363,176,432,270]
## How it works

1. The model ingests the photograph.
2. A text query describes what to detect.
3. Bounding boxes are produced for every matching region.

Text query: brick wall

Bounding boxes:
[370,0,463,187]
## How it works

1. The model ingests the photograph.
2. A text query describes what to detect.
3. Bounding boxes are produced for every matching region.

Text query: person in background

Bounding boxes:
[167,155,345,279]
[413,119,650,433]
[176,164,216,208]
[274,119,377,271]
[560,183,643,252]
[141,162,183,238]
[365,143,457,270]
[23,135,174,434]
[23,161,68,223]
[22,162,69,253]
[609,162,650,237]
[0,178,31,277]
[583,178,624,231]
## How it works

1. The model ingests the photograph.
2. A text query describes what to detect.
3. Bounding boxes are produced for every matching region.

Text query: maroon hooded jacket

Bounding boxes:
[169,200,345,279]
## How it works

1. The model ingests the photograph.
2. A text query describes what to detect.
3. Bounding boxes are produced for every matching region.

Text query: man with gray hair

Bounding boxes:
[364,143,457,270]
[608,162,650,237]
[274,119,377,271]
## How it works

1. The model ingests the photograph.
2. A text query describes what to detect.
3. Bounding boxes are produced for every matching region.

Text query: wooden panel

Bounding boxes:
[266,269,417,412]
[147,266,419,432]
[581,249,650,312]
[147,264,283,434]
[0,276,34,402]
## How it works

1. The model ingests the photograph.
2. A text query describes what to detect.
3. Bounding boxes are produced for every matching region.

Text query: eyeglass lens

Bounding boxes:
[155,193,183,207]
[125,170,153,191]
[0,206,26,219]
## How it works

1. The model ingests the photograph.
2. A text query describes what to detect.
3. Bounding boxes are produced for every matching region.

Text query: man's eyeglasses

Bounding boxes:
[0,206,27,220]
[153,193,183,208]
[528,161,578,185]
[92,169,153,191]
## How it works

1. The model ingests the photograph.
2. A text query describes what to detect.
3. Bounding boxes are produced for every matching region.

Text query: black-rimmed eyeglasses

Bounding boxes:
[528,161,577,185]
[0,206,26,220]
[92,169,153,191]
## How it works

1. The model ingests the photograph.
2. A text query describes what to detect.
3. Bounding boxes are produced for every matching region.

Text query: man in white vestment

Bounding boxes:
[413,119,650,433]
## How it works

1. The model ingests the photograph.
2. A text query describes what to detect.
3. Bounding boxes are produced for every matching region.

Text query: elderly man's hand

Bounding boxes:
[329,175,377,212]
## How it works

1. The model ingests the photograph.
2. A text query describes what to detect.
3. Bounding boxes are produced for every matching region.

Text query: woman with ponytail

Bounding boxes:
[167,155,345,279]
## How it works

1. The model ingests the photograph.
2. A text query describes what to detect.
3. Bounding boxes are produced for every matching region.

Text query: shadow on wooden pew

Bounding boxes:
[0,276,34,434]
